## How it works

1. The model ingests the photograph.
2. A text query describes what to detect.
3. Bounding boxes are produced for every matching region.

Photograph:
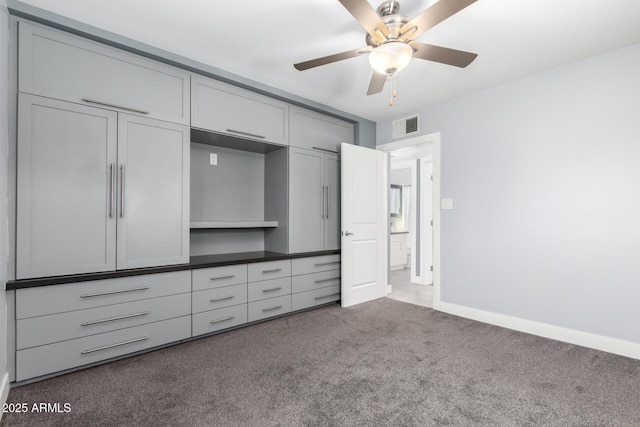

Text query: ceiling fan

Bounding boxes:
[294,0,478,104]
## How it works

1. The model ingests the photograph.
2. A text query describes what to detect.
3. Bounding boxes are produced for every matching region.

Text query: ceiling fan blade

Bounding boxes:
[399,0,477,41]
[294,47,371,71]
[338,0,390,43]
[367,71,387,95]
[410,42,477,68]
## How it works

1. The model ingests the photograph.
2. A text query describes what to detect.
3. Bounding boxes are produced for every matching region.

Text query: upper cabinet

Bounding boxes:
[18,21,190,125]
[289,106,354,153]
[191,76,289,146]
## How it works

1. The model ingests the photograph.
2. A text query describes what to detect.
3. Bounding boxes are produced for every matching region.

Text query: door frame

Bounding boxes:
[377,132,441,310]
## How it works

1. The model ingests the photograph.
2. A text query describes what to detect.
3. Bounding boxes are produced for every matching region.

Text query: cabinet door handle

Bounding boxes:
[315,293,340,301]
[108,163,115,218]
[81,311,149,326]
[262,305,282,312]
[209,275,235,281]
[326,186,330,219]
[82,98,149,115]
[324,186,328,219]
[314,277,340,284]
[119,165,125,218]
[315,261,340,267]
[81,336,149,355]
[312,146,338,154]
[226,129,266,139]
[209,295,234,303]
[262,268,282,274]
[262,287,282,293]
[80,286,150,298]
[210,316,235,325]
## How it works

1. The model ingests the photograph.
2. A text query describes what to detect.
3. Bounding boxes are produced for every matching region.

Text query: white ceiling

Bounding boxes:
[16,0,640,122]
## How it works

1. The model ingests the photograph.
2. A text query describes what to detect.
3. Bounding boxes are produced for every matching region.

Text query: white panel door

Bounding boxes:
[341,143,388,307]
[16,94,117,279]
[116,114,190,269]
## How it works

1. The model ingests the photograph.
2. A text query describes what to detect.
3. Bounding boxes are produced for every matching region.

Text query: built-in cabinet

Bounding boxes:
[18,21,190,125]
[16,94,190,279]
[15,271,192,381]
[8,17,359,384]
[390,233,409,271]
[191,75,289,146]
[289,147,340,253]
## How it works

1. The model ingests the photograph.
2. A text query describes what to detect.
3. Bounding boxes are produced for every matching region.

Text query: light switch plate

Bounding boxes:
[441,198,453,210]
[209,153,217,166]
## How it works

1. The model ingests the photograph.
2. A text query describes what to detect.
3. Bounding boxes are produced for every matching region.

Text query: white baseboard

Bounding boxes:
[0,372,9,421]
[438,302,640,360]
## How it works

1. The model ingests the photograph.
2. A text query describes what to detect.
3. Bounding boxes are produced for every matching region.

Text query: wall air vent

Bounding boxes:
[392,114,419,139]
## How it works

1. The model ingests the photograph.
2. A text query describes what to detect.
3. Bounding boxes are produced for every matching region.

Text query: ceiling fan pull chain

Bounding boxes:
[389,73,397,106]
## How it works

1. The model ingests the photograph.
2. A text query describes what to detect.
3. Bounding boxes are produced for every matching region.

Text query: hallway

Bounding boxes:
[386,268,433,308]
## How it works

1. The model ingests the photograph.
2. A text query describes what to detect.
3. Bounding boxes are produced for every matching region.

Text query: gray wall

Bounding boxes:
[1,0,10,395]
[377,42,640,344]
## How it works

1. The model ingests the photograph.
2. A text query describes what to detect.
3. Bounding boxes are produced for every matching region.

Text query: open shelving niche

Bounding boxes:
[190,128,288,257]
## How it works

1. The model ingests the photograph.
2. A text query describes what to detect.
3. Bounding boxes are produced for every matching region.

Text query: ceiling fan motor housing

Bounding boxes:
[366,0,410,47]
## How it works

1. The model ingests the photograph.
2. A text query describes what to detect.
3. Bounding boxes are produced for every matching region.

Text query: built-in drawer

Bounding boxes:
[248,277,291,303]
[16,315,190,381]
[16,271,191,319]
[17,293,191,350]
[19,21,190,125]
[192,264,247,291]
[292,255,341,276]
[192,304,247,337]
[292,270,341,294]
[192,283,247,314]
[247,295,291,322]
[248,260,291,282]
[292,285,341,312]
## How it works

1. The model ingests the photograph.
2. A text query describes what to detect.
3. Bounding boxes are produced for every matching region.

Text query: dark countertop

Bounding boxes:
[5,250,340,290]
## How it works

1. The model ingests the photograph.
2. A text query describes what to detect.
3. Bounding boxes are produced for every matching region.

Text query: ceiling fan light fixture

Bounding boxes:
[368,41,413,75]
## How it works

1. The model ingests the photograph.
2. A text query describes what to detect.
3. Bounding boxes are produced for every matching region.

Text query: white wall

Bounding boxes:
[1,0,11,402]
[377,43,640,345]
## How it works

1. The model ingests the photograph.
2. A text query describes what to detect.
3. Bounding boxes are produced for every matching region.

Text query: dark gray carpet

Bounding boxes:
[2,298,640,426]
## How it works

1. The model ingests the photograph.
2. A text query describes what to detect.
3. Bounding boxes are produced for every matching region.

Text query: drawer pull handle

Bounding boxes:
[312,146,339,154]
[262,268,282,273]
[315,293,341,301]
[80,286,150,299]
[210,316,235,325]
[226,129,266,139]
[81,336,150,355]
[314,262,341,266]
[81,311,149,326]
[210,296,234,303]
[262,305,282,312]
[209,275,235,281]
[82,98,149,115]
[314,277,340,284]
[262,287,282,293]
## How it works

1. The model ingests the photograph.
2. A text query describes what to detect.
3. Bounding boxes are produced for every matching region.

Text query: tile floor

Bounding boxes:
[386,267,433,308]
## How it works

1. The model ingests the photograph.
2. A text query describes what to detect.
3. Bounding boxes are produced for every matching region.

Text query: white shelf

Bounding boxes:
[190,221,278,229]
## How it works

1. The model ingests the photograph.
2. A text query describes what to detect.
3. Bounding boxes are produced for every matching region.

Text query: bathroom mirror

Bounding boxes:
[390,185,402,218]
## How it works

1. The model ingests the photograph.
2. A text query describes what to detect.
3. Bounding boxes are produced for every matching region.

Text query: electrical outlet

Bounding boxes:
[209,153,217,166]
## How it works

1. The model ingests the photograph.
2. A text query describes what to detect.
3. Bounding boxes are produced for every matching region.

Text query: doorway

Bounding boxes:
[377,132,441,309]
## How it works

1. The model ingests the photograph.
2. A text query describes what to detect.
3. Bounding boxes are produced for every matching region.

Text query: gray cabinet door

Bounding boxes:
[289,106,354,152]
[289,147,324,253]
[16,94,117,279]
[325,154,340,250]
[19,21,190,125]
[191,75,289,145]
[116,114,190,269]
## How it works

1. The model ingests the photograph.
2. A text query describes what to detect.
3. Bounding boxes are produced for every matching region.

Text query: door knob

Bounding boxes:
[344,231,354,236]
